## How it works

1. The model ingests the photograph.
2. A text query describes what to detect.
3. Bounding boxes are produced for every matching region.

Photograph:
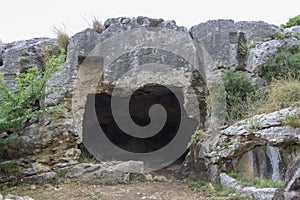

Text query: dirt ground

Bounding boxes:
[2,181,212,200]
[1,170,229,200]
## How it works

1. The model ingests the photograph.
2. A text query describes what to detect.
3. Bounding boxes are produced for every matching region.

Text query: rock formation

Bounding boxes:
[0,16,299,199]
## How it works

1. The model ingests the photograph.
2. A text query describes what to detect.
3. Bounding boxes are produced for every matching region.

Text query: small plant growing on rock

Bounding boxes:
[219,140,233,148]
[246,118,261,133]
[238,41,249,56]
[54,26,69,53]
[283,114,300,128]
[248,41,257,48]
[57,169,68,177]
[187,129,206,148]
[92,18,105,34]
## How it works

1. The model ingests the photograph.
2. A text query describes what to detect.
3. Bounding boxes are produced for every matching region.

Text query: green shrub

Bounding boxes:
[271,32,286,40]
[187,130,204,148]
[238,41,249,56]
[295,32,300,40]
[223,70,257,122]
[0,54,65,133]
[260,44,300,81]
[57,169,68,177]
[281,15,300,28]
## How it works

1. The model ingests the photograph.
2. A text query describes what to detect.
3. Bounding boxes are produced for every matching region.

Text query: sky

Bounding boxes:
[0,0,299,43]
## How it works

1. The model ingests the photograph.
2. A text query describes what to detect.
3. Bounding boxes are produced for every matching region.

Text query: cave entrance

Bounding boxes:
[82,84,197,168]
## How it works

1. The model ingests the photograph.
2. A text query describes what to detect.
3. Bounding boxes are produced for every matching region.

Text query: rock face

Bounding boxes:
[0,16,299,192]
[1,38,57,89]
[285,158,300,199]
[190,20,281,86]
[185,108,300,182]
[183,107,300,199]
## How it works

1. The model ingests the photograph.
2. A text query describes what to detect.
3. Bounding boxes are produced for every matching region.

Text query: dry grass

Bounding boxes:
[92,18,105,34]
[256,78,300,114]
[0,181,207,200]
[53,26,69,51]
[283,114,300,128]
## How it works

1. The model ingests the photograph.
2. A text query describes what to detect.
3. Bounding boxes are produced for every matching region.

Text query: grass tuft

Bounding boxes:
[53,26,69,52]
[92,18,105,34]
[228,172,283,188]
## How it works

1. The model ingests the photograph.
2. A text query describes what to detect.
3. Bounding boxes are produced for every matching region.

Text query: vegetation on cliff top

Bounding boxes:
[281,15,300,28]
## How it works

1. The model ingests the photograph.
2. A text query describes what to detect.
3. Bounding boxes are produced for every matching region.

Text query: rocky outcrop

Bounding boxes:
[0,38,57,89]
[187,107,300,182]
[190,20,281,86]
[0,16,299,191]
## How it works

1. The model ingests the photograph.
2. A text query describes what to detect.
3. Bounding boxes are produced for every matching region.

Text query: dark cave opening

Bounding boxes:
[96,85,182,153]
[82,85,198,167]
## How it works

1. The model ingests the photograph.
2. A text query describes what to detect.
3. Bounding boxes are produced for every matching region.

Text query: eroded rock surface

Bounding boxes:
[0,17,299,193]
[184,107,300,184]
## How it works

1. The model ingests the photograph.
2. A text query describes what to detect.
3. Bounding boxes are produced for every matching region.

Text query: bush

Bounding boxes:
[271,32,287,40]
[281,15,300,28]
[295,32,300,40]
[260,44,300,81]
[0,54,65,133]
[223,70,257,122]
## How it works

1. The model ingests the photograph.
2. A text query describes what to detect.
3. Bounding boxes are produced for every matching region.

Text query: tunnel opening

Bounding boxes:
[96,85,182,153]
[82,84,198,168]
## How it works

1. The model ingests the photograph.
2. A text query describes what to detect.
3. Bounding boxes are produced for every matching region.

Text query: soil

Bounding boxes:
[4,181,208,200]
[0,169,226,200]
